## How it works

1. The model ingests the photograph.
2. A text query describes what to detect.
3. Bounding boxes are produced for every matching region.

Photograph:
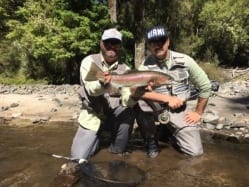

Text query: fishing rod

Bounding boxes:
[52,154,88,164]
[52,154,72,160]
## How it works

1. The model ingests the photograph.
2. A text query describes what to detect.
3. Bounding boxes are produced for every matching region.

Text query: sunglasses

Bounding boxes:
[148,36,167,46]
[103,39,121,46]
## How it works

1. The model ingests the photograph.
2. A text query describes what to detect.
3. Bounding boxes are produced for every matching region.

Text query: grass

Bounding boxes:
[0,74,48,85]
[199,62,226,83]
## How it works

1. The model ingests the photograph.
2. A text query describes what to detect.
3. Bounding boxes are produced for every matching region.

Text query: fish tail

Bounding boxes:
[85,63,104,82]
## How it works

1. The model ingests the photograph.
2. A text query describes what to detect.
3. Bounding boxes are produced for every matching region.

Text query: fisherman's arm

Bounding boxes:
[121,87,137,107]
[131,86,184,109]
[184,56,212,124]
[81,59,109,96]
[143,91,184,109]
[195,97,209,115]
[185,97,208,124]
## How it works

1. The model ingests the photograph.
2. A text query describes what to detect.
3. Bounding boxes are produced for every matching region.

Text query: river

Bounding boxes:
[0,123,248,187]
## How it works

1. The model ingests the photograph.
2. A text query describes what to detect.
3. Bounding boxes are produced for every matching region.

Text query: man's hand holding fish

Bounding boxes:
[101,71,112,86]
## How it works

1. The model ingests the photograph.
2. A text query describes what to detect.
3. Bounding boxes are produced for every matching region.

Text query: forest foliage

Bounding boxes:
[0,0,248,84]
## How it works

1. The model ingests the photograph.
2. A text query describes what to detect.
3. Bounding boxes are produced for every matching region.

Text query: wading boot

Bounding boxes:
[146,136,159,158]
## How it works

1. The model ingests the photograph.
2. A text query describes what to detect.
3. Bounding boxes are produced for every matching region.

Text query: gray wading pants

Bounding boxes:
[136,103,203,156]
[71,106,135,160]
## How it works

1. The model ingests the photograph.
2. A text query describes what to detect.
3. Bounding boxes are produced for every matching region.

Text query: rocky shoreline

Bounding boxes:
[0,82,249,144]
[0,84,81,125]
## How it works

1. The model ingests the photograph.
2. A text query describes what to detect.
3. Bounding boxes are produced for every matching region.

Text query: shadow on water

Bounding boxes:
[228,96,249,105]
[215,95,249,112]
[0,123,248,187]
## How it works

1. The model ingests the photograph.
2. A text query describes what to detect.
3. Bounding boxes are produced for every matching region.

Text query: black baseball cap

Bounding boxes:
[146,26,169,42]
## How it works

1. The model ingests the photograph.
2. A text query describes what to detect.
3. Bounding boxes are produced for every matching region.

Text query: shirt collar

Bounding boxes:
[164,50,173,69]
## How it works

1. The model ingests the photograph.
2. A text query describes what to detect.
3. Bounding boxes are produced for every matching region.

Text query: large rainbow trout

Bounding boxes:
[84,63,174,87]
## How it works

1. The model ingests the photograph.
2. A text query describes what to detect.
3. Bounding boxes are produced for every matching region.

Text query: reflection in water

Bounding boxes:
[79,160,146,187]
[0,124,248,187]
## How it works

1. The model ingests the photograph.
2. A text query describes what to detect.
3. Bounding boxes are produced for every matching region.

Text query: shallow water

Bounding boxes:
[0,124,248,187]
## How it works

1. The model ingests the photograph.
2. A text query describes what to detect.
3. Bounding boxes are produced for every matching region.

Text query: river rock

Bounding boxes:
[202,111,219,125]
[0,106,9,112]
[10,103,19,108]
[12,112,22,118]
[215,123,224,130]
[205,123,216,130]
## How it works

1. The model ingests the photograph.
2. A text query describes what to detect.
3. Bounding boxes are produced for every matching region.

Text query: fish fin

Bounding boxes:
[85,63,104,81]
[123,69,139,74]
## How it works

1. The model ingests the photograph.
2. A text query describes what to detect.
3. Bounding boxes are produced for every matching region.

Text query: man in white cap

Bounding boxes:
[56,28,137,185]
[70,28,136,164]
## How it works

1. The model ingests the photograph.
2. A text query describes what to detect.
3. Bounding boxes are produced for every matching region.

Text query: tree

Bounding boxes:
[117,0,196,67]
[108,0,117,23]
[6,0,111,83]
[0,0,26,76]
[118,0,146,68]
[198,0,249,66]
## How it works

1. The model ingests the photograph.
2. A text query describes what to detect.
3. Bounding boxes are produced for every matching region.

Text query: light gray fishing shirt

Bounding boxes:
[78,53,136,131]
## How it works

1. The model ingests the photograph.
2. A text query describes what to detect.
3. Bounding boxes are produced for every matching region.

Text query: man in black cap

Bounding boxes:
[134,26,211,158]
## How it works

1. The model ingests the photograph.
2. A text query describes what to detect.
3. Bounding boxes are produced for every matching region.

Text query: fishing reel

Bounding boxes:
[158,110,170,124]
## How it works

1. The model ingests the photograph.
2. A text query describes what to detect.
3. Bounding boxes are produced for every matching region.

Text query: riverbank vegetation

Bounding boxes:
[0,0,248,84]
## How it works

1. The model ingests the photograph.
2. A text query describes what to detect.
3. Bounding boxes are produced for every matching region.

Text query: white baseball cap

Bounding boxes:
[101,28,122,41]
